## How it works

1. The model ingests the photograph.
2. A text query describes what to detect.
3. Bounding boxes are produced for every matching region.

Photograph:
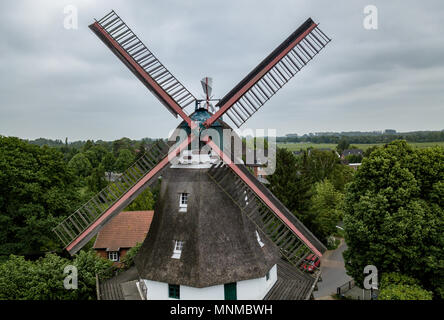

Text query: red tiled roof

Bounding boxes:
[93,211,154,251]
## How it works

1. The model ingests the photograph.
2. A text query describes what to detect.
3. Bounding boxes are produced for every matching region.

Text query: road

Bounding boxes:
[314,239,352,299]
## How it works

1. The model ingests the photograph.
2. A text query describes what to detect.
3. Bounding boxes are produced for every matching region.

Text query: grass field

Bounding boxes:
[278,141,444,152]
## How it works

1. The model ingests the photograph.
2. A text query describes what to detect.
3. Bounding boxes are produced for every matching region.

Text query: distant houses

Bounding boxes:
[341,149,363,159]
[347,163,362,171]
[105,171,122,182]
[292,148,340,158]
[291,147,363,171]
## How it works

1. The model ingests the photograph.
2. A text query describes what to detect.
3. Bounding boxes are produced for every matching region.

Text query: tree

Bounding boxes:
[101,152,116,181]
[68,153,92,178]
[268,148,311,214]
[363,145,379,158]
[82,140,94,152]
[336,137,350,154]
[0,137,81,257]
[84,145,108,168]
[269,148,353,243]
[86,164,107,193]
[302,149,341,183]
[112,137,134,157]
[328,163,355,192]
[115,149,135,173]
[343,140,444,298]
[308,180,344,242]
[124,188,155,211]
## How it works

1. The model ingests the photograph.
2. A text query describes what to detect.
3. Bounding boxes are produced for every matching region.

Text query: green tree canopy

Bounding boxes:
[115,149,135,173]
[124,188,155,211]
[84,145,108,168]
[268,148,311,214]
[269,148,353,244]
[336,137,350,154]
[0,137,81,257]
[302,149,342,183]
[343,140,444,298]
[87,164,107,193]
[112,137,135,156]
[68,153,92,178]
[308,179,344,242]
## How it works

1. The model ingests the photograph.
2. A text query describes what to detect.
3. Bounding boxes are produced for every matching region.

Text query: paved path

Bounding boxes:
[314,238,352,299]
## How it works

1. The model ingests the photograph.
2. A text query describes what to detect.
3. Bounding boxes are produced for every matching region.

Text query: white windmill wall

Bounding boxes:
[237,264,277,300]
[143,264,277,300]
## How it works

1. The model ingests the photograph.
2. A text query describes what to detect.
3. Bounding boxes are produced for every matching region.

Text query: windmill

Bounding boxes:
[53,10,331,300]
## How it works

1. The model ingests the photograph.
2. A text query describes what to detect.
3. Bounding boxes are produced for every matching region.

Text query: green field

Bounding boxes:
[278,141,444,152]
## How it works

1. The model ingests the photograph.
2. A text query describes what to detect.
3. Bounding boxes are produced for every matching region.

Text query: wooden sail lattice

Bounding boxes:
[206,19,331,128]
[91,10,196,117]
[53,140,169,249]
[207,161,326,276]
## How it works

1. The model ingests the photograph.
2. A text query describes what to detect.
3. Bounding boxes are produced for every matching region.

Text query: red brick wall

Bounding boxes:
[96,249,108,259]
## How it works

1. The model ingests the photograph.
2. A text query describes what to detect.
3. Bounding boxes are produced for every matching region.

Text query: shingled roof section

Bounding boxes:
[93,211,154,251]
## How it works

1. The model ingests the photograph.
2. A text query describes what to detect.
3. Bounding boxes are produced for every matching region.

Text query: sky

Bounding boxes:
[1,0,443,141]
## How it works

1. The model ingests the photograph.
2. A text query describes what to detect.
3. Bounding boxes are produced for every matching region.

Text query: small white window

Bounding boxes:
[179,193,188,212]
[255,230,265,248]
[172,240,184,259]
[108,251,119,262]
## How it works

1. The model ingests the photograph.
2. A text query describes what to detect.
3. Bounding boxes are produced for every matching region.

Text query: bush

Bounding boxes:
[0,250,112,300]
[379,284,433,300]
[120,242,142,269]
[378,272,433,300]
[327,236,340,250]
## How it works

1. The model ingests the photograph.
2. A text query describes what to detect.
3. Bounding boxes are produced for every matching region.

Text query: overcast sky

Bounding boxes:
[1,0,443,141]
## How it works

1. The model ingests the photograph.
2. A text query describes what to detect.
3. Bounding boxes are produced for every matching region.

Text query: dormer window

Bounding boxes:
[172,240,184,259]
[255,230,265,248]
[179,193,188,212]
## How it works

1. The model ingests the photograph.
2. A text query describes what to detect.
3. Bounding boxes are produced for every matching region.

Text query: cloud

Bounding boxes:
[0,0,443,140]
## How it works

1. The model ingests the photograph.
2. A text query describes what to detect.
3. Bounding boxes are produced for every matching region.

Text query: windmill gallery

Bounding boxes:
[53,10,331,300]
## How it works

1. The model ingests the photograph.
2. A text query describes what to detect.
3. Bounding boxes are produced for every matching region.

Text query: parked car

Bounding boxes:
[300,254,320,273]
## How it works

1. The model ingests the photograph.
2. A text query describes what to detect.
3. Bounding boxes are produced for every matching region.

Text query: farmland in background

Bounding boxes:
[278,141,444,151]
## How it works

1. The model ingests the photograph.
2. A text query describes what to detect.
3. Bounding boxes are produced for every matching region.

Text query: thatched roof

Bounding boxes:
[134,167,280,288]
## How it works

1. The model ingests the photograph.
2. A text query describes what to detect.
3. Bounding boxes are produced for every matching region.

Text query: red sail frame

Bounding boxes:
[202,136,324,257]
[204,19,330,128]
[65,135,195,255]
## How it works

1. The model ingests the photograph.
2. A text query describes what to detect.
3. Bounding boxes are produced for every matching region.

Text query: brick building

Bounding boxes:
[93,210,154,263]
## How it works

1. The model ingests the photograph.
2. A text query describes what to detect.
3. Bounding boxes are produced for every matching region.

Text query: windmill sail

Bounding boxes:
[90,11,196,123]
[204,18,331,128]
[206,140,326,274]
[208,162,326,274]
[53,140,172,255]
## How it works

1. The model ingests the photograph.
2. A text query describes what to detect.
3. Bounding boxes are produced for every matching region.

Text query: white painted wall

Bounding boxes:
[237,264,277,300]
[143,264,277,300]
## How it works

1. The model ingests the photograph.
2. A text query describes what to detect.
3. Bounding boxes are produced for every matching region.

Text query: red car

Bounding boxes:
[300,254,320,273]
